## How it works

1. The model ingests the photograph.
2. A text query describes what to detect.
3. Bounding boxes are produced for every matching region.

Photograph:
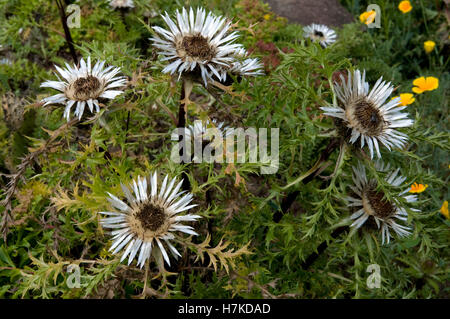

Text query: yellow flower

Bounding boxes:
[263,14,271,21]
[423,40,435,53]
[398,1,413,13]
[359,11,376,25]
[412,76,439,94]
[392,93,415,106]
[440,201,449,219]
[409,182,428,193]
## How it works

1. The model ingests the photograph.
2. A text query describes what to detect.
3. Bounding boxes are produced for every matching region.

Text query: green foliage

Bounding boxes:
[0,0,448,299]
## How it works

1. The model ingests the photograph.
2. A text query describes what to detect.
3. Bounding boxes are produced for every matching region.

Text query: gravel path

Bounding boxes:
[264,0,354,27]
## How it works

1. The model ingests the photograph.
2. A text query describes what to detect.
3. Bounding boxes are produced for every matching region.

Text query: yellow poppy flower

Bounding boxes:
[392,93,415,106]
[440,201,449,219]
[424,40,436,53]
[409,182,428,193]
[359,11,376,25]
[398,1,412,13]
[412,76,439,94]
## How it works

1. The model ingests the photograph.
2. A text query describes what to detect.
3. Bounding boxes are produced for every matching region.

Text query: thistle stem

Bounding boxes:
[55,0,78,65]
[273,138,339,222]
[178,87,186,129]
[300,226,348,270]
[119,8,129,31]
[141,258,150,299]
[124,110,131,144]
[178,79,192,191]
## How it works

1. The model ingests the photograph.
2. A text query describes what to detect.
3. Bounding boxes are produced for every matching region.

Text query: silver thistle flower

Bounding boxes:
[151,7,245,86]
[320,70,414,158]
[303,23,337,48]
[99,172,201,268]
[345,162,418,245]
[108,0,134,9]
[187,119,229,140]
[40,56,126,121]
[226,48,264,79]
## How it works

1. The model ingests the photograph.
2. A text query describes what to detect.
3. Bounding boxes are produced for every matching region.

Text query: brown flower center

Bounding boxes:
[362,186,396,219]
[181,35,215,60]
[347,97,385,135]
[313,30,324,38]
[136,202,167,232]
[66,75,103,101]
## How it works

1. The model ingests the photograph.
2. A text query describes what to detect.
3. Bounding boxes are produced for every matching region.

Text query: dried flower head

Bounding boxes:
[40,57,126,121]
[108,0,134,9]
[303,23,337,48]
[346,162,418,244]
[99,172,201,268]
[321,69,414,158]
[151,7,248,86]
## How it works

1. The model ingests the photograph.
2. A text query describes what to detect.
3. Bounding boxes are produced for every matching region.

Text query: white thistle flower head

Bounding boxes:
[151,7,244,86]
[229,58,264,77]
[227,48,264,78]
[40,56,127,121]
[303,23,337,48]
[187,119,229,140]
[320,70,414,158]
[0,57,12,65]
[345,161,419,245]
[99,172,201,268]
[185,120,230,161]
[108,0,134,9]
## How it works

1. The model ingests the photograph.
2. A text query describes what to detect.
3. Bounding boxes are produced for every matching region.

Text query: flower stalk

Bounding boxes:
[55,0,78,65]
[273,138,339,222]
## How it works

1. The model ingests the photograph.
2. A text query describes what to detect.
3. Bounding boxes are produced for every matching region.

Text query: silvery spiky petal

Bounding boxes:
[99,172,201,268]
[151,7,244,86]
[303,23,337,48]
[187,119,230,140]
[185,119,231,161]
[40,56,127,121]
[0,58,12,65]
[345,162,418,245]
[229,58,264,77]
[225,48,264,79]
[108,0,134,8]
[320,70,414,158]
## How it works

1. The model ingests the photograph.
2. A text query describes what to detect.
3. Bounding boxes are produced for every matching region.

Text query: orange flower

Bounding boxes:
[359,11,376,25]
[392,93,415,106]
[440,201,449,219]
[409,182,428,193]
[412,76,439,94]
[398,1,413,13]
